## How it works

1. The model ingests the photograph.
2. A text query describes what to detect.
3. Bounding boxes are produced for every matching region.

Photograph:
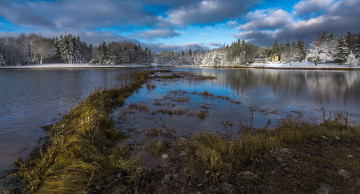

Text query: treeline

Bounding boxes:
[90,41,152,65]
[1,30,360,67]
[193,40,262,66]
[0,34,93,66]
[263,39,306,63]
[307,30,360,66]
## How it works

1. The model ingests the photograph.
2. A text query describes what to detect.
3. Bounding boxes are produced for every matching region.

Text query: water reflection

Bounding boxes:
[194,69,360,112]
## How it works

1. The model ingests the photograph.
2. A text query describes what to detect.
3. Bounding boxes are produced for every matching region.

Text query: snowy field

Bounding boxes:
[249,61,360,69]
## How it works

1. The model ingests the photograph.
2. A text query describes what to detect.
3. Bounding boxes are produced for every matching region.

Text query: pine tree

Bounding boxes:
[325,32,336,62]
[0,52,5,65]
[67,34,74,64]
[353,43,360,65]
[334,33,349,65]
[346,29,353,50]
[188,48,192,57]
[297,38,306,61]
[58,35,67,63]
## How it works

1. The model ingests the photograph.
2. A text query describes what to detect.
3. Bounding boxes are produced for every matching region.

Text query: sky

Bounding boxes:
[0,0,359,52]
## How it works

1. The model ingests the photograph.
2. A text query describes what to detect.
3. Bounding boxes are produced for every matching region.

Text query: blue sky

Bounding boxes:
[0,0,359,52]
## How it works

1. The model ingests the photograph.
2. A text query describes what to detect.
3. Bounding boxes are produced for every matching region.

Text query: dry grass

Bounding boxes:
[3,70,170,193]
[197,110,209,119]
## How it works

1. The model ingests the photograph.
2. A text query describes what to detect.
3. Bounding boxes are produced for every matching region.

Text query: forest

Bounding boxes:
[0,30,359,66]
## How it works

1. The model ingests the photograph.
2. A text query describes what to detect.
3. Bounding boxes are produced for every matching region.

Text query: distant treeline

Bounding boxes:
[193,30,360,66]
[0,30,359,66]
[0,34,93,66]
[0,33,155,66]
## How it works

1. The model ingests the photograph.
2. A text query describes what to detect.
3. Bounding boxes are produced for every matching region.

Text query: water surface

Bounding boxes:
[1,67,360,171]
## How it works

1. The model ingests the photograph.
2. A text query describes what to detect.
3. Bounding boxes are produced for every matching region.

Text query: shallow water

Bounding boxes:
[0,68,148,171]
[112,68,360,146]
[1,67,360,171]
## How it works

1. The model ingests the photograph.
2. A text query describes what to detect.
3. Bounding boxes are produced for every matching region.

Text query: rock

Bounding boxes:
[161,153,168,159]
[116,173,122,178]
[337,169,351,178]
[96,185,101,190]
[322,136,327,140]
[347,154,353,158]
[240,171,257,179]
[335,136,340,140]
[172,174,178,179]
[283,167,289,171]
[316,183,334,194]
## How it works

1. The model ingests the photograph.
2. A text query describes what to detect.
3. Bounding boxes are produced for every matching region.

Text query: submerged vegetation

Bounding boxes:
[1,70,360,193]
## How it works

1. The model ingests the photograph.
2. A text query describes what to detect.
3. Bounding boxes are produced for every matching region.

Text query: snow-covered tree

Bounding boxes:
[334,33,349,65]
[307,38,321,65]
[0,52,5,65]
[324,32,337,62]
[353,43,360,65]
[347,51,358,66]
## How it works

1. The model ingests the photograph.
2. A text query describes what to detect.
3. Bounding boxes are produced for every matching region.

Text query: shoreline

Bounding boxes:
[1,63,360,71]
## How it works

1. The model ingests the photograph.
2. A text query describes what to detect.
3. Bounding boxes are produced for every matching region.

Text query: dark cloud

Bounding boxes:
[161,0,261,27]
[293,0,334,16]
[17,9,55,27]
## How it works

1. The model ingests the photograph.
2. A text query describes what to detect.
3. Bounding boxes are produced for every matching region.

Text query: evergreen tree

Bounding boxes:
[188,48,192,57]
[334,33,349,65]
[67,34,74,63]
[346,29,353,50]
[353,43,360,65]
[325,32,336,62]
[297,38,306,61]
[58,35,67,63]
[0,52,5,65]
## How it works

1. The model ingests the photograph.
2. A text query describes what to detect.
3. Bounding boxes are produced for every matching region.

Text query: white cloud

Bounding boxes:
[226,21,238,27]
[238,9,292,30]
[134,28,180,40]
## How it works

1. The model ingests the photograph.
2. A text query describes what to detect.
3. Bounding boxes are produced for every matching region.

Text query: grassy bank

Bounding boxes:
[1,70,171,193]
[1,70,360,193]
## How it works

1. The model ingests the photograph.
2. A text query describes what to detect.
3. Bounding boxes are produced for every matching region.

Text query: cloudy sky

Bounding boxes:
[0,0,359,51]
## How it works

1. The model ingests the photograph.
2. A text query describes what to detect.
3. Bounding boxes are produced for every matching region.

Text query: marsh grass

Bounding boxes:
[177,113,360,192]
[4,70,170,193]
[146,84,156,90]
[197,110,209,119]
[152,108,186,115]
[128,103,149,111]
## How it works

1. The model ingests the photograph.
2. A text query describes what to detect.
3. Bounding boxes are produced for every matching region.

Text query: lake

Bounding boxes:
[1,67,360,171]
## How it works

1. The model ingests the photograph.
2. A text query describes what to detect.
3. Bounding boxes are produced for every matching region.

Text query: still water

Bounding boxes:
[1,67,360,170]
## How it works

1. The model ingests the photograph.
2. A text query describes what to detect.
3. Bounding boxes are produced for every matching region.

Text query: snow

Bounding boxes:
[249,61,360,69]
[0,63,150,69]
